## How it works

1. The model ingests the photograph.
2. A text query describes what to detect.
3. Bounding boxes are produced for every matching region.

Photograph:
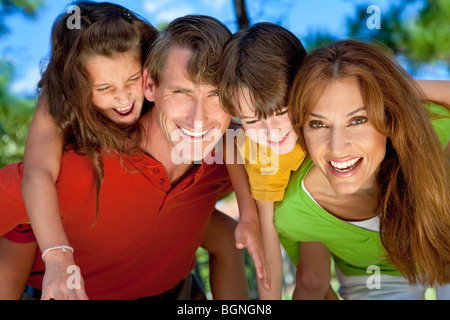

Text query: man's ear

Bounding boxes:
[142,68,156,102]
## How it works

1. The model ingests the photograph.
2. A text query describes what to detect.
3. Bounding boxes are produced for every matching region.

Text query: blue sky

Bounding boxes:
[1,0,447,97]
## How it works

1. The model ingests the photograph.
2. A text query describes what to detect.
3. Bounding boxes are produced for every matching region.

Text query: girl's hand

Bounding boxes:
[41,250,88,300]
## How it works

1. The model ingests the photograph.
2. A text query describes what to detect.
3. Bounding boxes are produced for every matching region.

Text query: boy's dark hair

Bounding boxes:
[218,22,307,119]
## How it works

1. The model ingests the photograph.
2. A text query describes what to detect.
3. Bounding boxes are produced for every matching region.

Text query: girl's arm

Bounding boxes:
[23,96,67,254]
[22,95,87,300]
[416,80,450,108]
[256,200,283,299]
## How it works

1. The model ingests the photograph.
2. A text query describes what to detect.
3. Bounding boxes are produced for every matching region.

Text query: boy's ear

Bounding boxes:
[142,68,156,102]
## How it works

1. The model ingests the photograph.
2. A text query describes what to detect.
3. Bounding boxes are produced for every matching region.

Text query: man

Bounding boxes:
[0,15,249,300]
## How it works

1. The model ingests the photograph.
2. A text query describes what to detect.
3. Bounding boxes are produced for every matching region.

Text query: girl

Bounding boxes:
[1,0,156,300]
[282,39,450,299]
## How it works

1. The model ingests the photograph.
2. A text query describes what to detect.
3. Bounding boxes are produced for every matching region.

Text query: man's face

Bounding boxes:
[144,46,230,163]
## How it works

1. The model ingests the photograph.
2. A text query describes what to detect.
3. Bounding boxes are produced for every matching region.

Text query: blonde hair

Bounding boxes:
[289,40,450,285]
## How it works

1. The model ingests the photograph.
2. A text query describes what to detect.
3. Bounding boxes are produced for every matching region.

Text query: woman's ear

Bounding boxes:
[142,68,156,102]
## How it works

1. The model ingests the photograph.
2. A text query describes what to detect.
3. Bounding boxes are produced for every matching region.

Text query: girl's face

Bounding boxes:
[303,78,387,195]
[234,87,298,155]
[86,51,144,128]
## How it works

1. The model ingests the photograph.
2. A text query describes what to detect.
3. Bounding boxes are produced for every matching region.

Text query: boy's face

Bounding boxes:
[234,87,298,155]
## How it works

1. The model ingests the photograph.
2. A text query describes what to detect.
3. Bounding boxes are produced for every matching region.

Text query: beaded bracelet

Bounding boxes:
[41,245,74,262]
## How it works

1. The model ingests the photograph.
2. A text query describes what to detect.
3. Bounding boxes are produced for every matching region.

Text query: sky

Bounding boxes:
[0,0,447,97]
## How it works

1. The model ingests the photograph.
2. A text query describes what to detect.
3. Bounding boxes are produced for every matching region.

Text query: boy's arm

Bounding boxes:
[225,161,270,292]
[256,200,283,299]
[416,80,450,108]
[22,96,87,300]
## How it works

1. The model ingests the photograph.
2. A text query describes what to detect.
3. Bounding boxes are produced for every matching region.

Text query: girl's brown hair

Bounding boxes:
[38,1,158,218]
[289,39,450,285]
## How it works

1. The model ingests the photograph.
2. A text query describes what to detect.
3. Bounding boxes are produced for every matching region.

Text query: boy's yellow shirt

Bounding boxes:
[235,131,305,202]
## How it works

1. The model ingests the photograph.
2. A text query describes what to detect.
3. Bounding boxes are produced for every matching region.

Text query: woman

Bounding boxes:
[278,39,450,299]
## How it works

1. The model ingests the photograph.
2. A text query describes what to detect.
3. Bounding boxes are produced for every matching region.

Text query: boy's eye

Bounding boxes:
[275,108,288,116]
[308,120,326,129]
[245,119,259,125]
[350,116,368,125]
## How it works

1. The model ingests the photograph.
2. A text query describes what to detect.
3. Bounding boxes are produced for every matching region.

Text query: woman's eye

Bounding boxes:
[308,120,326,129]
[350,116,368,125]
[97,87,110,92]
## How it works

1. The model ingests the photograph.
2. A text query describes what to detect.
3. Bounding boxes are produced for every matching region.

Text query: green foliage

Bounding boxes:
[0,0,43,36]
[0,0,41,167]
[0,61,35,168]
[306,0,450,71]
[347,0,450,66]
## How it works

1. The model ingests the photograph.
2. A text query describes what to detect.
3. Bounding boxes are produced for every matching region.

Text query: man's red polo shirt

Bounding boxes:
[0,150,231,299]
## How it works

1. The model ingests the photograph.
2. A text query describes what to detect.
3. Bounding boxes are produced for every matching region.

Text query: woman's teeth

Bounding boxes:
[329,158,362,172]
[180,126,208,137]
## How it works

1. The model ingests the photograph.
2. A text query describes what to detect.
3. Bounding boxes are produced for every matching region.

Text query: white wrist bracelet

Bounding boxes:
[41,245,74,262]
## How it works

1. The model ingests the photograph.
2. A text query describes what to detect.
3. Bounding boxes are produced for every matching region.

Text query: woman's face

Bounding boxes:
[303,78,387,195]
[86,50,144,128]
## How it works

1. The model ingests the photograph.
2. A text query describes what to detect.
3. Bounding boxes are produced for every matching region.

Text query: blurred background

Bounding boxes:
[1,0,449,299]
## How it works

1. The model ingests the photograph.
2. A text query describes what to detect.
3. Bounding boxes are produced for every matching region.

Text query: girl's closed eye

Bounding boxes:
[129,75,141,82]
[97,86,111,92]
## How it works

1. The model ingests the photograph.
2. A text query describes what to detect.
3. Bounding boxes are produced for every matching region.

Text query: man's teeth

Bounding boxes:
[180,127,208,137]
[330,158,361,171]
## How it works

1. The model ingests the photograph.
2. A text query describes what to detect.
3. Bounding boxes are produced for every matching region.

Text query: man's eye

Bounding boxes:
[308,120,326,129]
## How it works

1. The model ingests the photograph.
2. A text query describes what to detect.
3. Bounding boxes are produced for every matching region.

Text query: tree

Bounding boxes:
[0,0,42,167]
[0,0,42,36]
[303,0,450,71]
[233,0,250,30]
[347,0,450,66]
